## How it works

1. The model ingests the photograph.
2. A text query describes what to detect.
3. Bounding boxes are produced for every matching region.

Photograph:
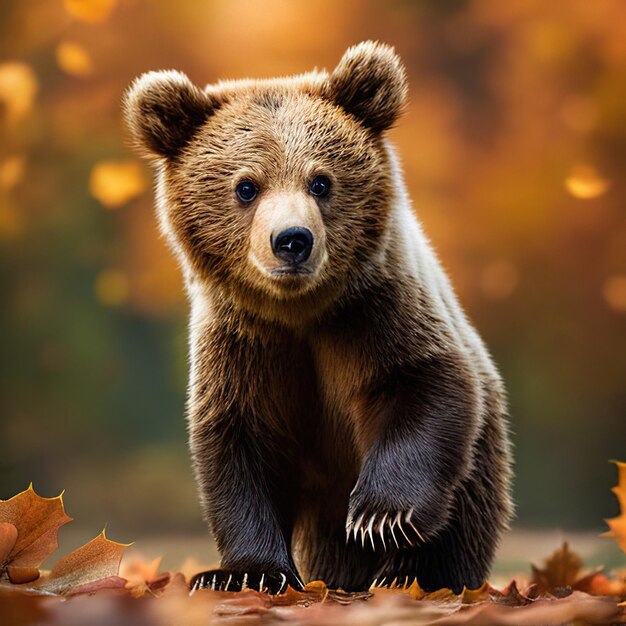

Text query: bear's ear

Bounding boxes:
[123,70,216,159]
[323,41,408,133]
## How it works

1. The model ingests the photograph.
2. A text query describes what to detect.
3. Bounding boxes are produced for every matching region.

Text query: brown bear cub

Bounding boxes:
[124,41,513,595]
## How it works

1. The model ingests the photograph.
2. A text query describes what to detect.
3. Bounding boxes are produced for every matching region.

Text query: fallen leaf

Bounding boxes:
[0,485,72,578]
[574,569,626,597]
[7,566,40,585]
[121,557,171,598]
[531,541,582,593]
[461,582,490,604]
[0,523,18,564]
[603,460,626,553]
[37,530,130,596]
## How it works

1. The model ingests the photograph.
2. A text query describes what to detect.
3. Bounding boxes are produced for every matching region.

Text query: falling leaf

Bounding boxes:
[64,0,117,23]
[94,269,129,307]
[0,62,38,124]
[89,159,146,208]
[531,542,582,593]
[56,41,94,77]
[603,460,626,554]
[37,530,130,596]
[565,164,610,199]
[0,485,72,578]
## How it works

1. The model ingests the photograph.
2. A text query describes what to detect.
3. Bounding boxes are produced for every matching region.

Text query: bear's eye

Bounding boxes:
[235,180,258,204]
[309,175,331,198]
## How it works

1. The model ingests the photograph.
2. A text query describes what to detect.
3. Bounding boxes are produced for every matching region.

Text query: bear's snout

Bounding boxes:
[271,227,314,265]
[248,191,326,287]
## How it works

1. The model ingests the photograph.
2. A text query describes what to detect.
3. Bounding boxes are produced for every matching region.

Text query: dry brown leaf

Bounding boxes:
[37,530,129,596]
[0,522,18,564]
[603,460,626,554]
[6,566,40,585]
[0,485,72,578]
[531,541,582,593]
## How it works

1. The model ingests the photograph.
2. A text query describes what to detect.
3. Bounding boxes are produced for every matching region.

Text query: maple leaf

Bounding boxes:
[0,485,72,584]
[603,460,626,554]
[531,541,583,594]
[36,530,130,596]
[121,556,171,598]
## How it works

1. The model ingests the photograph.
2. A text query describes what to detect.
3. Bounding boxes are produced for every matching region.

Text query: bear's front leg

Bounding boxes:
[188,411,304,594]
[346,355,479,552]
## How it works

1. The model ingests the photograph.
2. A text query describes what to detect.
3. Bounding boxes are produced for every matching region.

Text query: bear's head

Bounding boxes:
[124,41,407,324]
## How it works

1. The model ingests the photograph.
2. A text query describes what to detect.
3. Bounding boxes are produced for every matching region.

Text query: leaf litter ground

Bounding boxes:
[1,462,625,625]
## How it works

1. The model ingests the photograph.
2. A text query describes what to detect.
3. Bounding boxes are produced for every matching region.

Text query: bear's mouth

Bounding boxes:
[270,266,313,277]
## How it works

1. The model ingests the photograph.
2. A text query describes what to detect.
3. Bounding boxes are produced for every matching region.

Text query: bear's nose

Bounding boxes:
[271,227,314,265]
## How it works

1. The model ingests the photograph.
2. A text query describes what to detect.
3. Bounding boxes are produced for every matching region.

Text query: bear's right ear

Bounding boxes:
[123,70,216,160]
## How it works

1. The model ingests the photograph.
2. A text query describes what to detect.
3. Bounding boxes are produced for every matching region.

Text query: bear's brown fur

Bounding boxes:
[124,41,513,594]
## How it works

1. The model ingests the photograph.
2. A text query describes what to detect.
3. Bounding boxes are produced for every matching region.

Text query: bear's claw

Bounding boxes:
[189,569,304,595]
[370,575,416,590]
[345,509,425,551]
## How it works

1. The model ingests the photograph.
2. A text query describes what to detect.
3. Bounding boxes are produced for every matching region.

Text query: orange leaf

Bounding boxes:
[37,530,130,596]
[0,485,72,572]
[461,582,490,604]
[602,460,626,554]
[122,556,171,598]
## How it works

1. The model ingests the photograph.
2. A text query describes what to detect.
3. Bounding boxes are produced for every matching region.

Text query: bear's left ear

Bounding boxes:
[323,41,408,133]
[123,70,217,160]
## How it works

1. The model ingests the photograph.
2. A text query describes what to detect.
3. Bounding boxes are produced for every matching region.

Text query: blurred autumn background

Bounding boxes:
[1,0,625,573]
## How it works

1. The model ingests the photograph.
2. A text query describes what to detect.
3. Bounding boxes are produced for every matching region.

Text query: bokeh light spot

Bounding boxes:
[0,156,26,190]
[0,62,38,124]
[603,275,626,313]
[89,160,146,208]
[564,164,610,199]
[64,0,117,24]
[95,269,129,307]
[56,41,94,77]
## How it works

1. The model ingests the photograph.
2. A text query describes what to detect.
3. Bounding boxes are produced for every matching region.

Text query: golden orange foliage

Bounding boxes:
[604,461,626,554]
